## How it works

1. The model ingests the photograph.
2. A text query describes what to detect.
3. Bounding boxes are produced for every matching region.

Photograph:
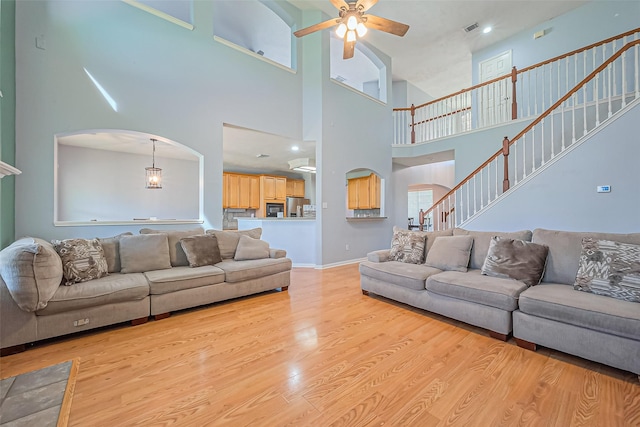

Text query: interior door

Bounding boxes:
[479,50,512,127]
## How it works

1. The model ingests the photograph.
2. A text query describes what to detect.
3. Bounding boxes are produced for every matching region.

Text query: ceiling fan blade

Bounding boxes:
[330,0,349,11]
[343,38,355,60]
[356,0,378,12]
[294,18,340,38]
[364,14,410,37]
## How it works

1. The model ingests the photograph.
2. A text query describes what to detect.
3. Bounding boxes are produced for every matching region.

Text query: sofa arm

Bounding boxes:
[270,248,287,259]
[367,249,391,263]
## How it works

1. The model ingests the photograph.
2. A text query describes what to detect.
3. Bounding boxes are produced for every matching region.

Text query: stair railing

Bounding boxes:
[420,38,640,231]
[395,28,640,145]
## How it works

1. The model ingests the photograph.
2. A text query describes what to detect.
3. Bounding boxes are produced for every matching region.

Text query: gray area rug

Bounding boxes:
[0,359,78,427]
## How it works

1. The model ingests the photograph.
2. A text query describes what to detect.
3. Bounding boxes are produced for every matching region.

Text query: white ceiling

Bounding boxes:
[292,0,587,98]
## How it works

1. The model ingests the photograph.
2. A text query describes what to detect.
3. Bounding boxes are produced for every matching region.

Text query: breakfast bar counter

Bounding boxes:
[237,218,316,267]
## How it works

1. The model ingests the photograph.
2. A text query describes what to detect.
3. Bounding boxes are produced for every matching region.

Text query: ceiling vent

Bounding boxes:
[463,22,479,33]
[256,153,269,158]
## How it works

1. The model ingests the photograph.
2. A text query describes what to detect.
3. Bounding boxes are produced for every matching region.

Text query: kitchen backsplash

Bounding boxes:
[223,208,256,230]
[353,208,381,218]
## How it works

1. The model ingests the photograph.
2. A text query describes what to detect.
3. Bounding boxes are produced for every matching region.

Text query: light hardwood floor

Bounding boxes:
[1,264,638,426]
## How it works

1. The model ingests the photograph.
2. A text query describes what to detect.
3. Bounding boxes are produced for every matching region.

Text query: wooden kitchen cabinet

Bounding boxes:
[286,179,305,198]
[223,172,261,209]
[347,173,381,209]
[262,175,287,200]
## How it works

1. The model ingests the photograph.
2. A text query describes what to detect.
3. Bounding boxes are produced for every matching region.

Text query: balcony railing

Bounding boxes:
[394,28,640,145]
[419,38,640,231]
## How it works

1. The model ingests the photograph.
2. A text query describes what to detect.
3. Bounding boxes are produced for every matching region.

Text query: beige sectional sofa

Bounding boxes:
[0,227,291,354]
[360,228,640,376]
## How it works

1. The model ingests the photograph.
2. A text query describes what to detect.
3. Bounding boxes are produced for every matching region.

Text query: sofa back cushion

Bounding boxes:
[139,227,204,267]
[0,237,63,312]
[120,234,172,273]
[532,228,640,285]
[453,228,533,270]
[424,236,474,272]
[98,232,133,273]
[206,228,262,259]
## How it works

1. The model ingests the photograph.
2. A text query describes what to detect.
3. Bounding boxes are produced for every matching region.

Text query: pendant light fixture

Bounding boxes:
[145,138,162,189]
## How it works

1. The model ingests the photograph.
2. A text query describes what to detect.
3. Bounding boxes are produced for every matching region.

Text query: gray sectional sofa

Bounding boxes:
[360,228,640,376]
[0,227,291,354]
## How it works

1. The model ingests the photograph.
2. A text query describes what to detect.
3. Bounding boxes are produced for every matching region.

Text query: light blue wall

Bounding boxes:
[14,0,303,241]
[1,0,16,249]
[392,80,433,109]
[464,101,640,233]
[13,1,395,266]
[472,1,640,85]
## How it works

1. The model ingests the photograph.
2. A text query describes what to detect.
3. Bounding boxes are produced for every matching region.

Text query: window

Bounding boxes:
[213,0,294,69]
[330,36,387,103]
[408,189,433,228]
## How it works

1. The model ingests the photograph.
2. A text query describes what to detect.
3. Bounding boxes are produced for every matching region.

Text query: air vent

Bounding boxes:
[256,154,269,158]
[335,75,347,83]
[464,22,479,33]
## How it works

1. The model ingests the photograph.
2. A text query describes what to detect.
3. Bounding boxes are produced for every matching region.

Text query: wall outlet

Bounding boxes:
[345,244,350,251]
[596,185,611,193]
[74,318,90,327]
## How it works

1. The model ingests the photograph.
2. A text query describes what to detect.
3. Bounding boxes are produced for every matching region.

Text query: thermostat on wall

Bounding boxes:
[596,185,611,193]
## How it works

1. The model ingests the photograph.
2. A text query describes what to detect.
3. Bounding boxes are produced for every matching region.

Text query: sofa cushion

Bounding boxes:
[215,258,291,283]
[36,272,149,316]
[518,284,640,341]
[179,234,222,267]
[52,238,109,285]
[389,226,426,264]
[426,269,527,311]
[144,266,226,295]
[234,235,270,261]
[98,232,133,273]
[424,236,473,272]
[0,237,63,312]
[359,260,442,291]
[532,229,640,285]
[119,234,172,274]
[573,238,640,303]
[454,229,533,270]
[140,227,205,267]
[481,237,549,287]
[206,228,263,259]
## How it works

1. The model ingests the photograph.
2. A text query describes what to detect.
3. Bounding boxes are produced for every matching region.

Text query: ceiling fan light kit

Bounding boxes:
[294,0,409,60]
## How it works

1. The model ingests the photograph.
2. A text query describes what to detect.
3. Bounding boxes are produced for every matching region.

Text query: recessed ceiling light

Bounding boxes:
[483,26,492,34]
[291,145,299,151]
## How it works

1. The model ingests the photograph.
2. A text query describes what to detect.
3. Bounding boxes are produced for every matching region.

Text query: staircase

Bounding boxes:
[393,31,640,231]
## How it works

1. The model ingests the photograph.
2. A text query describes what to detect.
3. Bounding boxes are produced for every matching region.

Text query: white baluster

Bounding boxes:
[541,65,545,111]
[622,49,627,108]
[595,72,600,126]
[571,93,577,144]
[541,118,545,166]
[635,41,639,98]
[534,68,539,115]
[466,181,470,220]
[561,99,566,150]
[608,63,613,118]
[531,126,536,172]
[583,83,587,136]
[522,134,527,179]
[550,105,555,159]
[514,141,518,185]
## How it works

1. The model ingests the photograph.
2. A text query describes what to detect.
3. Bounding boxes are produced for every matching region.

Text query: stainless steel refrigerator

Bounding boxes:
[286,197,310,217]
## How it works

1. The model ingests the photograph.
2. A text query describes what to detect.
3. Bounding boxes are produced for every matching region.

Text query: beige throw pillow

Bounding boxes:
[425,236,473,272]
[140,227,205,267]
[51,238,109,285]
[98,232,133,273]
[119,234,172,273]
[234,235,270,261]
[481,237,549,287]
[206,228,263,259]
[180,234,222,267]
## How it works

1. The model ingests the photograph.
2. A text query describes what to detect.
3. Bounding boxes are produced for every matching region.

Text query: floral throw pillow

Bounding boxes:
[389,228,426,264]
[52,238,109,285]
[574,238,640,303]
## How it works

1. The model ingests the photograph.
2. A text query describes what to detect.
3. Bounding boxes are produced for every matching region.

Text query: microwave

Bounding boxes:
[266,203,284,217]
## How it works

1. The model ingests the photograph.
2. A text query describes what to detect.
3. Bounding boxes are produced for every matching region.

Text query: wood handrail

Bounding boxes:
[421,39,640,222]
[394,27,640,113]
[411,107,471,127]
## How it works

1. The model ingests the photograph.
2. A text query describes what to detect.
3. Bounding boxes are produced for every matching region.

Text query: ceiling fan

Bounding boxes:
[294,0,410,60]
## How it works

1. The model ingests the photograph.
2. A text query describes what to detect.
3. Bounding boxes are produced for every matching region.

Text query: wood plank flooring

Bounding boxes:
[1,264,638,426]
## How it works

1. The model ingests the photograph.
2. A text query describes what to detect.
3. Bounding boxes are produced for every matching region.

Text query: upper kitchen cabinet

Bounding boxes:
[347,172,381,210]
[286,179,305,198]
[262,175,287,200]
[223,172,260,209]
